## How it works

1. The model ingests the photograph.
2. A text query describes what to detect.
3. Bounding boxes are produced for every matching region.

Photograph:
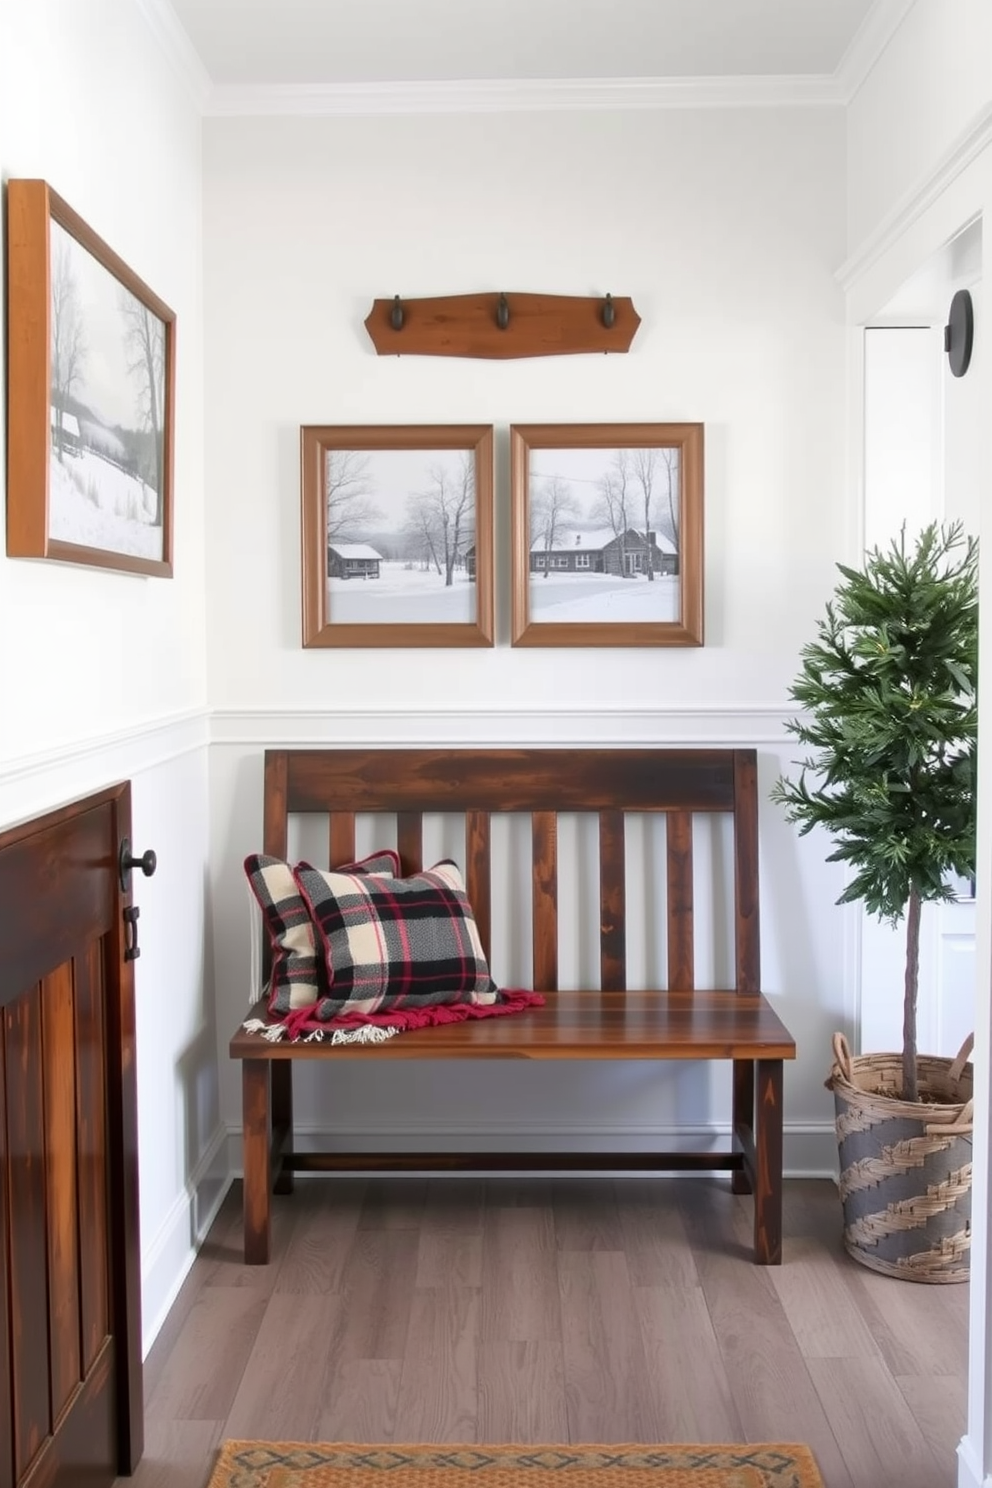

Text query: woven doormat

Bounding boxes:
[206,1441,825,1488]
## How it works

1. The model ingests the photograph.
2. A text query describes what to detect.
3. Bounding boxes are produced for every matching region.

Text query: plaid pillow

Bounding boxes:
[293,859,498,1021]
[244,850,400,1015]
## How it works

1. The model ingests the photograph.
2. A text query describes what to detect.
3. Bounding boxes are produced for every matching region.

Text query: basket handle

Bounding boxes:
[949,1033,975,1085]
[926,1097,974,1137]
[831,1031,853,1083]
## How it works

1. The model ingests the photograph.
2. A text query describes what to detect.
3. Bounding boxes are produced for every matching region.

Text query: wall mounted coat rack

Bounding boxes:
[364,291,641,359]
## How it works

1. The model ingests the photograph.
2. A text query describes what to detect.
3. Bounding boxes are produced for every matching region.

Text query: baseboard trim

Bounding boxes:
[140,1123,232,1357]
[956,1436,987,1488]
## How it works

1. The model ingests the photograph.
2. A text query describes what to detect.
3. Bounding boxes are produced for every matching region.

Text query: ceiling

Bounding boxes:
[164,0,881,89]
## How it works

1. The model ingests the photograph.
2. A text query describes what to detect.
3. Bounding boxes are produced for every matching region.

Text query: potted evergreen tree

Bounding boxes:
[771,521,978,1282]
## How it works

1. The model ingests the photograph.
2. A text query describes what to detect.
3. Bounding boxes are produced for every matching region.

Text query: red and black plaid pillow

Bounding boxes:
[293,858,498,1021]
[244,850,400,1016]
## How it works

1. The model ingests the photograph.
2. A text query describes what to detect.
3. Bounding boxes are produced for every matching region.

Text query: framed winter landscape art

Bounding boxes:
[5,179,175,576]
[510,422,704,647]
[301,424,494,647]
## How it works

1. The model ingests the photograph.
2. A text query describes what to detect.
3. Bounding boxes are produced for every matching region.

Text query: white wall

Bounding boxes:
[846,0,992,256]
[860,312,980,1065]
[844,25,992,1478]
[204,106,851,1173]
[0,0,221,1350]
[205,109,849,709]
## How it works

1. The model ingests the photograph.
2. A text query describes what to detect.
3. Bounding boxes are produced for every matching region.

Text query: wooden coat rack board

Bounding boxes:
[364,291,641,359]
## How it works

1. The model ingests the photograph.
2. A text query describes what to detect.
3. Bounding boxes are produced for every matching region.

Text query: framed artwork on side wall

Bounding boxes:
[510,422,704,647]
[301,424,495,648]
[5,179,175,576]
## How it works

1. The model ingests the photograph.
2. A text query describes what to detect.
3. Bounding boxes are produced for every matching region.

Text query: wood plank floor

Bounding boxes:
[120,1177,969,1488]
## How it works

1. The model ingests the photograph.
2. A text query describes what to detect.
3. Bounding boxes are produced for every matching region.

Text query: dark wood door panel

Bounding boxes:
[0,1015,12,1488]
[5,987,52,1482]
[75,940,110,1373]
[42,962,82,1423]
[0,783,142,1486]
[0,804,115,1008]
[19,1339,116,1488]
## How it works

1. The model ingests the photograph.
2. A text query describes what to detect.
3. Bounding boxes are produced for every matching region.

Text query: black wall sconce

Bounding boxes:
[944,288,974,378]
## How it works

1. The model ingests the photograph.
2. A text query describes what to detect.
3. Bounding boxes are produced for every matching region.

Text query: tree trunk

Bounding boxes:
[902,885,921,1102]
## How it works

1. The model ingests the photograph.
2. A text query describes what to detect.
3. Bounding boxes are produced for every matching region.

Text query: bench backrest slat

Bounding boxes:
[733,751,761,994]
[397,811,423,875]
[666,809,695,991]
[598,810,626,993]
[266,748,761,996]
[329,812,356,867]
[465,810,492,961]
[532,811,558,992]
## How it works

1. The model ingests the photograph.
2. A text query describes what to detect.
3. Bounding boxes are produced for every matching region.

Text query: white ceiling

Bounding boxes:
[164,0,881,89]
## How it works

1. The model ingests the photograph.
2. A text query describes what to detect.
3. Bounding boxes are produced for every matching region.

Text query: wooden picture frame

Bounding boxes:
[301,424,494,648]
[5,179,175,577]
[510,422,704,647]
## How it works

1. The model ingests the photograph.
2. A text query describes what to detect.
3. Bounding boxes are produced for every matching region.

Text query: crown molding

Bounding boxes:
[131,0,212,107]
[134,0,913,120]
[836,99,992,292]
[203,74,844,119]
[834,0,916,104]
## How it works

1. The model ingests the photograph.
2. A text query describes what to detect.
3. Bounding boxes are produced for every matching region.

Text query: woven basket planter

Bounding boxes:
[827,1031,974,1283]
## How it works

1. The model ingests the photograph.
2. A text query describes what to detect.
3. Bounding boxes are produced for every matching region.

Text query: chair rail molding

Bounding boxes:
[209,705,794,749]
[0,708,209,827]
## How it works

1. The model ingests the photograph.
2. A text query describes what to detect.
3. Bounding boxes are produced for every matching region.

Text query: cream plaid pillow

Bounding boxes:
[244,850,399,1014]
[293,859,497,1021]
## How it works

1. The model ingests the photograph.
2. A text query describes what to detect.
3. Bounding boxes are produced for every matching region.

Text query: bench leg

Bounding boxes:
[242,1058,271,1265]
[272,1060,294,1195]
[731,1058,754,1195]
[753,1058,784,1264]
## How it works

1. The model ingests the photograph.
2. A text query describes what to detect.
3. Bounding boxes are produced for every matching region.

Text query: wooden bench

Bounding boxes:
[230,746,796,1266]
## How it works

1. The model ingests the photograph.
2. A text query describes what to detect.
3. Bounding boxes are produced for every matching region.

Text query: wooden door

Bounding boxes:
[0,783,143,1487]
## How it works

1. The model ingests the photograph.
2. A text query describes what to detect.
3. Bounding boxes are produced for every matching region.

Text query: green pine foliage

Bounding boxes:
[771,521,978,1098]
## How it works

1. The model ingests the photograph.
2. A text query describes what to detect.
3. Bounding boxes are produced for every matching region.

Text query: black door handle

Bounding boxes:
[123,905,141,962]
[119,838,157,891]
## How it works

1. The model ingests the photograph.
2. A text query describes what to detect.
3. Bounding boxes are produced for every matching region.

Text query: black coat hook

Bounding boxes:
[496,293,510,330]
[602,293,615,329]
[390,295,404,331]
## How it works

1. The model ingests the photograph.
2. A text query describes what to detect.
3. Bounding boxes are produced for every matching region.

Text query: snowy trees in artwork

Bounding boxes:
[324,447,480,624]
[510,425,704,647]
[527,445,681,624]
[301,425,494,645]
[47,219,169,562]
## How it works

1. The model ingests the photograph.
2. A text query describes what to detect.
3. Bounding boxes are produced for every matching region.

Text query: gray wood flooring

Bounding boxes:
[120,1177,968,1488]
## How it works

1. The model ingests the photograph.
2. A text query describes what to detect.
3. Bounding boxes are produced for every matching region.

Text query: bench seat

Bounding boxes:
[233,987,795,1061]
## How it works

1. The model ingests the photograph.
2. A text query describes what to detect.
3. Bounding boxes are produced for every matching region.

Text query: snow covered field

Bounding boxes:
[328,560,475,623]
[49,449,162,559]
[528,572,680,623]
